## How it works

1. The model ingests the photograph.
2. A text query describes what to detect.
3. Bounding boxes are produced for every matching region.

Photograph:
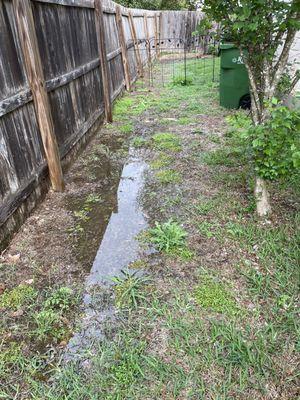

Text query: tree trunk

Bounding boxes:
[242,61,272,217]
[254,176,271,217]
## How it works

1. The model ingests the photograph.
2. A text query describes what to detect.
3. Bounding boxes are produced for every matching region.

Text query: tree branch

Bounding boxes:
[240,47,262,122]
[270,25,298,97]
[290,70,300,92]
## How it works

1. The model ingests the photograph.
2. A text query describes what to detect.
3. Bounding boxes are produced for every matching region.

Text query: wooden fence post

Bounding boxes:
[94,0,113,122]
[13,0,64,192]
[128,11,143,77]
[154,13,159,57]
[115,5,131,91]
[159,11,163,47]
[143,13,151,66]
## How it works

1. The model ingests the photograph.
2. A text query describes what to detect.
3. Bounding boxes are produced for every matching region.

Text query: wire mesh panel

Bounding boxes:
[129,34,220,89]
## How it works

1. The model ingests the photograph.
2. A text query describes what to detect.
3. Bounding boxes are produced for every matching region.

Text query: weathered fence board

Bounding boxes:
[13,0,64,192]
[0,0,202,250]
[95,0,112,122]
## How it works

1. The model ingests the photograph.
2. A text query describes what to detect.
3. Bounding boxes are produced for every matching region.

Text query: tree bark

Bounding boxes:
[254,176,272,217]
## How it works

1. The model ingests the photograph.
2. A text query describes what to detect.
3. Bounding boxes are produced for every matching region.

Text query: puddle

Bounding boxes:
[87,157,148,285]
[65,150,148,359]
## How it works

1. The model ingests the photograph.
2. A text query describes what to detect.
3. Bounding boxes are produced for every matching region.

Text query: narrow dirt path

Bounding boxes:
[1,58,299,399]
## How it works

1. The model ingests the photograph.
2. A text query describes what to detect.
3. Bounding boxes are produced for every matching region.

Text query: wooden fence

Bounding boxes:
[0,0,202,249]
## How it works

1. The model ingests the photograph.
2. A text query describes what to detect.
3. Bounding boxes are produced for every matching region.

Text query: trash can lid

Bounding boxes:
[220,43,237,50]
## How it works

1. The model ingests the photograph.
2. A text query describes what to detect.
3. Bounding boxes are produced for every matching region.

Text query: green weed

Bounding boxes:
[114,97,134,118]
[150,153,174,169]
[132,136,148,148]
[197,221,219,238]
[73,209,90,222]
[152,132,181,152]
[178,116,194,125]
[112,270,150,309]
[194,275,238,315]
[0,284,37,310]
[171,76,193,86]
[32,310,67,342]
[149,220,187,253]
[119,122,134,135]
[155,169,181,184]
[193,198,217,215]
[85,193,102,204]
[44,287,75,312]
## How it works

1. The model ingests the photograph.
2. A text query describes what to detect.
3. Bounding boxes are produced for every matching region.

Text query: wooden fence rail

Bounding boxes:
[0,0,202,249]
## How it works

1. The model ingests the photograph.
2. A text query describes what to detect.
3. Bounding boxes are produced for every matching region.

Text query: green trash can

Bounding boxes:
[219,43,250,109]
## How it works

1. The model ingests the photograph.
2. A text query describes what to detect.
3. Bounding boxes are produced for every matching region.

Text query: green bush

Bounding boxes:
[227,103,300,180]
[251,104,300,179]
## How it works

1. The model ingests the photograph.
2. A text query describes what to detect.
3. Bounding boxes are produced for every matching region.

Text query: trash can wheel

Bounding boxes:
[239,94,251,110]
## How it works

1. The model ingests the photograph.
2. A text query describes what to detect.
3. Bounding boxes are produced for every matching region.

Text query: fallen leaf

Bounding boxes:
[7,254,20,264]
[0,283,5,294]
[10,309,24,318]
[23,279,34,285]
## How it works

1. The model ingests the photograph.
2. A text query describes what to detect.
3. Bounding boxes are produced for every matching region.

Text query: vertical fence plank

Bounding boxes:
[159,10,163,45]
[94,0,113,122]
[128,11,143,77]
[115,5,131,91]
[143,13,151,66]
[154,13,159,56]
[12,0,64,192]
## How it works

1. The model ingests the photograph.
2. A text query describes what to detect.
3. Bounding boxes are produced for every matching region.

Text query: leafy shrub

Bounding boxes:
[229,103,300,180]
[250,104,300,180]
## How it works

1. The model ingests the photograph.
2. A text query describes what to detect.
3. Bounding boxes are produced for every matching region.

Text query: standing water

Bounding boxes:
[66,150,148,357]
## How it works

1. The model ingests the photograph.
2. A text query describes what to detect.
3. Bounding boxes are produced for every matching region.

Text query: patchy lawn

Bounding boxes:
[1,58,299,399]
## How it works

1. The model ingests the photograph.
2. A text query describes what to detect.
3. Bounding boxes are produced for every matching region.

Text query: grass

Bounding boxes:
[119,122,134,135]
[194,274,239,315]
[113,97,134,119]
[197,221,220,238]
[178,116,195,125]
[113,94,155,121]
[171,76,193,86]
[192,197,218,215]
[0,283,37,310]
[152,132,181,152]
[155,169,181,184]
[0,283,79,395]
[150,153,174,169]
[131,136,148,148]
[2,56,299,399]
